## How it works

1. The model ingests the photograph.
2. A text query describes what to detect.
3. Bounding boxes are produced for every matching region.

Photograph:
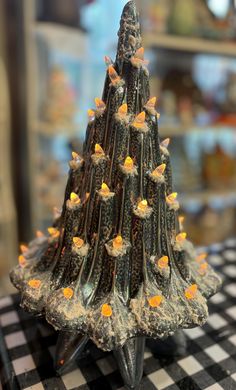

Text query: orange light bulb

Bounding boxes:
[63,287,74,300]
[70,192,81,204]
[47,227,60,238]
[113,235,123,249]
[152,163,166,178]
[176,232,187,243]
[28,279,41,289]
[185,284,198,300]
[87,109,95,121]
[108,65,121,84]
[166,192,178,204]
[132,111,146,128]
[101,303,112,317]
[146,96,157,108]
[138,199,148,212]
[95,97,106,111]
[148,295,163,308]
[18,255,26,267]
[73,237,84,248]
[124,156,134,171]
[157,256,169,269]
[72,151,79,160]
[100,183,110,196]
[118,103,128,116]
[95,144,104,155]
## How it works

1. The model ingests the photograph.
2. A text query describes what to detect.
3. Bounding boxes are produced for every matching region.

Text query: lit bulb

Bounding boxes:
[157,256,169,269]
[28,279,41,289]
[108,65,121,84]
[148,295,163,308]
[87,109,95,121]
[185,284,198,300]
[70,192,81,204]
[101,303,112,317]
[47,227,60,238]
[100,183,110,196]
[72,151,79,160]
[95,97,106,111]
[132,111,146,128]
[124,156,134,171]
[166,192,178,204]
[152,163,166,178]
[18,255,26,267]
[95,144,105,155]
[118,103,128,116]
[113,235,123,249]
[63,287,74,300]
[138,199,148,212]
[176,232,187,243]
[179,216,185,225]
[73,237,84,248]
[146,96,157,108]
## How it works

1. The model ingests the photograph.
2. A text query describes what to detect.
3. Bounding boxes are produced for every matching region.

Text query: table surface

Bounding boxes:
[0,239,236,390]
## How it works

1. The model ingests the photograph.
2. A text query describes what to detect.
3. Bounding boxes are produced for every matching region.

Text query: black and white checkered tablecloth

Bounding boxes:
[1,239,236,390]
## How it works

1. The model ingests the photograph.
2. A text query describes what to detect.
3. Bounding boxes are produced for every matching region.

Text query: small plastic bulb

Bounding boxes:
[138,200,148,212]
[185,284,198,300]
[113,235,123,249]
[70,192,81,204]
[95,144,105,155]
[124,156,134,171]
[148,295,163,308]
[101,303,112,317]
[73,237,84,248]
[157,256,169,269]
[100,183,110,196]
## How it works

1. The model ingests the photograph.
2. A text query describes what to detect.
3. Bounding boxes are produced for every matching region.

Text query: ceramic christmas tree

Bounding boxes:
[10,2,221,389]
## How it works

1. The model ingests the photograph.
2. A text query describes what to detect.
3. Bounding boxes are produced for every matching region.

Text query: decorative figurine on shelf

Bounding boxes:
[10,2,221,389]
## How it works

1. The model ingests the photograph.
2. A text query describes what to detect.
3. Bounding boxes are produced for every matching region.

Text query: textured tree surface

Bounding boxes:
[10,1,221,352]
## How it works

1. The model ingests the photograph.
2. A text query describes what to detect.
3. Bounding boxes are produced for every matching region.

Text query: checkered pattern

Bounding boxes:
[1,239,236,390]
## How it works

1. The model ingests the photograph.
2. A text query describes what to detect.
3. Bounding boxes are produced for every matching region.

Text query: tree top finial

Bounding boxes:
[116,0,142,63]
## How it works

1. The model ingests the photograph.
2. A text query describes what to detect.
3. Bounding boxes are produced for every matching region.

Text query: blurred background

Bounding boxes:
[0,0,236,295]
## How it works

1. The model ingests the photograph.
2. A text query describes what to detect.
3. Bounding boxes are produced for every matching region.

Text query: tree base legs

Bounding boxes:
[54,331,187,389]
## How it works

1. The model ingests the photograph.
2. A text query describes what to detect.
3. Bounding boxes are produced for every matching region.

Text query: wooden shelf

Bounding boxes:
[144,33,236,57]
[159,123,236,137]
